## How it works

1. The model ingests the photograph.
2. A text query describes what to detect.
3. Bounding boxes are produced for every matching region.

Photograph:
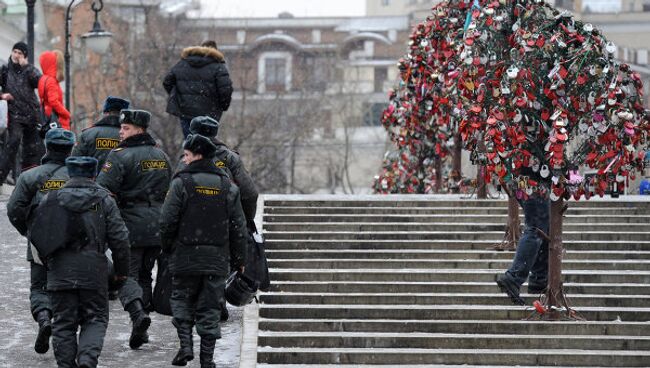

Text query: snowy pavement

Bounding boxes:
[0,193,243,368]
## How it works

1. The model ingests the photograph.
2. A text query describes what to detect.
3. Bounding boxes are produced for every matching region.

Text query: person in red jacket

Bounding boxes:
[38,50,70,131]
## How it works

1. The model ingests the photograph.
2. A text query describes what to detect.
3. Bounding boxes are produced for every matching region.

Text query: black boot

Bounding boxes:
[34,310,52,354]
[172,327,194,366]
[220,303,229,322]
[199,337,217,368]
[126,300,151,349]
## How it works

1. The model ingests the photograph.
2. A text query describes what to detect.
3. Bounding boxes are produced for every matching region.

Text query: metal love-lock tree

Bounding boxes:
[460,0,649,318]
[373,0,473,194]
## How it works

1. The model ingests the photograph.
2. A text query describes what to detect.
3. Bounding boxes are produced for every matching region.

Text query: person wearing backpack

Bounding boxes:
[35,156,130,368]
[6,128,75,355]
[0,42,43,184]
[160,134,247,368]
[38,50,71,131]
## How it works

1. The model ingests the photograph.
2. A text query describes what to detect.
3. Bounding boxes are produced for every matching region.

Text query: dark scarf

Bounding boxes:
[117,133,156,148]
[174,158,222,178]
[94,114,120,128]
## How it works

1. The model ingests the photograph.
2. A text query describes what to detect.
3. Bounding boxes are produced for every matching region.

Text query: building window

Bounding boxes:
[258,52,293,93]
[305,57,330,91]
[374,67,388,93]
[363,102,387,126]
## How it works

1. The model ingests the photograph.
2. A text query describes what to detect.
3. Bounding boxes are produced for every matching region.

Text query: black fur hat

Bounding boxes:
[183,134,217,157]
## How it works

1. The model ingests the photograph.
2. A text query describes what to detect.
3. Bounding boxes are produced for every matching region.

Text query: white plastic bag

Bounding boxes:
[0,100,7,129]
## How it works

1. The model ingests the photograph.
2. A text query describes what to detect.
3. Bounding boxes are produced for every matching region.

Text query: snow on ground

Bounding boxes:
[0,194,243,368]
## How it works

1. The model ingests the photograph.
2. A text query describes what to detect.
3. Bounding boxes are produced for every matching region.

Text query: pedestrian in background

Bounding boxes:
[0,42,43,184]
[38,50,71,131]
[163,40,233,138]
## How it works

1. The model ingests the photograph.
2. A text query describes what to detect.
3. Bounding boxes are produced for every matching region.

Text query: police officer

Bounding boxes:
[41,156,130,368]
[160,134,247,368]
[72,96,130,170]
[181,116,258,226]
[6,128,75,354]
[96,109,172,349]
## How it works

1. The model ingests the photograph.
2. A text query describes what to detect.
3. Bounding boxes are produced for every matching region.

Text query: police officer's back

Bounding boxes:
[96,109,171,349]
[6,128,74,355]
[72,96,130,170]
[38,156,130,368]
[160,134,247,368]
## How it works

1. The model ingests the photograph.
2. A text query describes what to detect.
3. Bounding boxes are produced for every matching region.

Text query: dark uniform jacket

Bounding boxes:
[176,138,258,225]
[160,158,247,276]
[6,151,70,260]
[72,114,121,170]
[163,46,233,121]
[45,178,130,291]
[96,133,172,247]
[0,58,41,125]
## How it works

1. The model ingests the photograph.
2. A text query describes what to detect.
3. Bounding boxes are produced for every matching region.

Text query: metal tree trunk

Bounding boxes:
[453,133,462,175]
[435,157,442,193]
[546,197,565,317]
[477,166,487,199]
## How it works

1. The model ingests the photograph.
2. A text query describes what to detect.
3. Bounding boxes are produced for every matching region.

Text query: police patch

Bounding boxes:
[141,160,168,171]
[101,161,113,173]
[195,186,220,196]
[95,138,119,150]
[215,161,226,169]
[40,180,66,192]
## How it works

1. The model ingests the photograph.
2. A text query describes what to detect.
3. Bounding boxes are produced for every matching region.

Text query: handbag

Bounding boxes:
[243,223,270,291]
[152,252,173,316]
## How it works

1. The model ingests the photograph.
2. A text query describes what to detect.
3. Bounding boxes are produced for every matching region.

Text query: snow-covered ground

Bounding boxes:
[0,194,243,368]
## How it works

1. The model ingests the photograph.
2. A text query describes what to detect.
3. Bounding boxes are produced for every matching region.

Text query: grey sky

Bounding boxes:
[197,0,366,18]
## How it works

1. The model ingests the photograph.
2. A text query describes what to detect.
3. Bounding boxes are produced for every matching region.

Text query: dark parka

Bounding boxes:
[160,158,247,276]
[7,151,70,260]
[176,138,258,225]
[0,58,41,125]
[45,178,130,291]
[163,46,233,121]
[72,114,121,171]
[96,133,172,247]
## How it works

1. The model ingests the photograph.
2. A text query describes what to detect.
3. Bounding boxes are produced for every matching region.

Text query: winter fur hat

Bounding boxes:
[183,134,217,157]
[45,128,75,149]
[103,96,130,113]
[189,116,219,137]
[65,156,98,178]
[120,109,150,129]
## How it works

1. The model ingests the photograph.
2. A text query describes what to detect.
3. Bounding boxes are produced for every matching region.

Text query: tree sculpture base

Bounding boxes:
[492,195,520,251]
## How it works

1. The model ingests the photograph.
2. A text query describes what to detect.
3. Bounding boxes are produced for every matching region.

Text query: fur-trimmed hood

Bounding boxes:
[181,46,225,62]
[39,50,65,82]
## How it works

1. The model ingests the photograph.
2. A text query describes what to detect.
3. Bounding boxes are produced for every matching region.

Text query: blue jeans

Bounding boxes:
[504,196,550,288]
[180,117,192,138]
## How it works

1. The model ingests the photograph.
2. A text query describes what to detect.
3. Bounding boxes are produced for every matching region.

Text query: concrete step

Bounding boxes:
[266,249,650,260]
[258,304,650,322]
[257,331,650,350]
[263,199,647,208]
[263,222,650,233]
[269,269,650,284]
[263,231,650,241]
[258,318,650,336]
[256,347,650,366]
[267,258,650,271]
[259,292,650,308]
[257,365,631,368]
[264,206,649,215]
[265,239,650,251]
[267,281,650,295]
[264,214,650,224]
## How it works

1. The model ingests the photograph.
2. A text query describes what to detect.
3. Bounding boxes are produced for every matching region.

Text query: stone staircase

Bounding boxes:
[255,196,650,367]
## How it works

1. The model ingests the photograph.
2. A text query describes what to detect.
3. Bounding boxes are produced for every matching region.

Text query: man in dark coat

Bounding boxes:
[0,42,43,184]
[181,116,258,225]
[6,128,74,354]
[96,109,172,349]
[160,134,247,368]
[163,42,233,138]
[72,96,130,170]
[39,156,130,368]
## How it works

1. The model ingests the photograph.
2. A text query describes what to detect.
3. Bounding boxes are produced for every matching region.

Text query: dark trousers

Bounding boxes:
[179,117,192,138]
[170,274,225,340]
[504,196,550,288]
[0,122,44,183]
[50,289,109,368]
[118,247,160,310]
[30,261,51,319]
